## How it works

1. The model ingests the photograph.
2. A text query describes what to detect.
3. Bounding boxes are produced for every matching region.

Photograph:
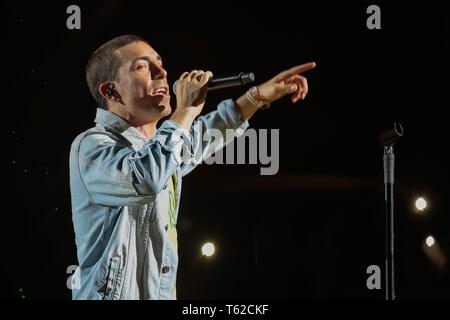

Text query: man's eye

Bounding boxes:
[137,64,148,70]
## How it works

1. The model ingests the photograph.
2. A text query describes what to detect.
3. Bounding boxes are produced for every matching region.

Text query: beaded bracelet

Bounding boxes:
[245,86,271,110]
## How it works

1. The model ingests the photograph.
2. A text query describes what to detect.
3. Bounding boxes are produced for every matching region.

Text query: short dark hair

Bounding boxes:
[86,34,149,109]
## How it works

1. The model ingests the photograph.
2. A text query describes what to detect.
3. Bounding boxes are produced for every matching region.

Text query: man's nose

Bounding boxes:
[152,64,167,80]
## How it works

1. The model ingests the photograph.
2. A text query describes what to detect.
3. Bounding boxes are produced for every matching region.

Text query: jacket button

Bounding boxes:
[162,266,170,274]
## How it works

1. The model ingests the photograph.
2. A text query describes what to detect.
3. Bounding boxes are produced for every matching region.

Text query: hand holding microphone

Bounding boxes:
[169,70,214,131]
[173,70,255,117]
[174,70,213,116]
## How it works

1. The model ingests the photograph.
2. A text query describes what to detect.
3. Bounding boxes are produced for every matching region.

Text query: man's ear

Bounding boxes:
[99,82,125,106]
[99,82,115,99]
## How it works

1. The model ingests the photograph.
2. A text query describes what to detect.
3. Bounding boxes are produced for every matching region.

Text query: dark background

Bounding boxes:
[3,0,449,299]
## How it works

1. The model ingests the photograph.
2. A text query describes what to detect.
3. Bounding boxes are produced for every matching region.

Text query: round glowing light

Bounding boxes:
[426,235,435,247]
[415,197,427,211]
[201,242,215,257]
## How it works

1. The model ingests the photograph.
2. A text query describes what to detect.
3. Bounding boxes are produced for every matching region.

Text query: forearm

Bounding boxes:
[235,94,259,122]
[178,98,250,177]
[169,109,198,131]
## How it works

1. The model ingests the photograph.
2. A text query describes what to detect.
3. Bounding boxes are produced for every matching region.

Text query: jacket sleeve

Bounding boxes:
[75,120,190,206]
[179,98,250,177]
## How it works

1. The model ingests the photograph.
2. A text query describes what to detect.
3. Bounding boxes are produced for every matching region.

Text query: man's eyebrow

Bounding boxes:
[131,55,162,64]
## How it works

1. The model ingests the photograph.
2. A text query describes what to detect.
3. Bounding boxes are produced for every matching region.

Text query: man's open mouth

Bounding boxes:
[151,86,170,97]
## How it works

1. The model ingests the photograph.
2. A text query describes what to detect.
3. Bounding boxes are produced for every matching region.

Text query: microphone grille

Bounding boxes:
[172,81,178,94]
[240,72,255,84]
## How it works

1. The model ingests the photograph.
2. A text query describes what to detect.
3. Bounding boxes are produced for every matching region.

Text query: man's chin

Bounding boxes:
[155,103,172,115]
[140,98,172,118]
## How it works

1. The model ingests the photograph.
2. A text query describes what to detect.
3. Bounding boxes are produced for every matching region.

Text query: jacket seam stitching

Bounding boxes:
[119,207,134,299]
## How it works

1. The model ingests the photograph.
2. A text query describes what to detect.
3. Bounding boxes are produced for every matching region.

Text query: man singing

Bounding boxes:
[69,34,315,300]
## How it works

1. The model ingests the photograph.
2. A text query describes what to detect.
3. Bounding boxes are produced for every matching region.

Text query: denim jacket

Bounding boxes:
[69,99,249,299]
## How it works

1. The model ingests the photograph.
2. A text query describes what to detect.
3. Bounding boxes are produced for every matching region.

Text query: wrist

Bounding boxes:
[235,94,258,122]
[169,108,197,131]
[245,86,271,110]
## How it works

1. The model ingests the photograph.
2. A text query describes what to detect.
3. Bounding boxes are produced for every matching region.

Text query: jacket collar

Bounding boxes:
[93,108,181,177]
[94,108,149,147]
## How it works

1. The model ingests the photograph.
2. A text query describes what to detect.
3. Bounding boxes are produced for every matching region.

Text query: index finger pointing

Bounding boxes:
[273,62,316,82]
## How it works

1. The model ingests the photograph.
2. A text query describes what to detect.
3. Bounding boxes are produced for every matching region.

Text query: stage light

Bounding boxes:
[426,235,435,247]
[201,242,215,257]
[415,197,427,211]
[422,235,447,273]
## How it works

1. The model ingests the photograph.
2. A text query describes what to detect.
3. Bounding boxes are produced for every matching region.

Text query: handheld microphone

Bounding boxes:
[172,72,255,94]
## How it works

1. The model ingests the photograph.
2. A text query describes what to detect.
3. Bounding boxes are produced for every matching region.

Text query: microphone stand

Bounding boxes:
[379,122,403,300]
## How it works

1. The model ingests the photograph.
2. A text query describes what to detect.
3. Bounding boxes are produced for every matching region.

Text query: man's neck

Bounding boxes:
[134,123,157,140]
[108,105,158,140]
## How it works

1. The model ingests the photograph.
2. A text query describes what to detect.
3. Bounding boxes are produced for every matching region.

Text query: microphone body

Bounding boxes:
[172,72,254,94]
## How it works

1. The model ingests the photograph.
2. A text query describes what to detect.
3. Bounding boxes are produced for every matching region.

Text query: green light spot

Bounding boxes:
[18,288,23,292]
[24,169,28,173]
[31,69,34,73]
[44,171,48,175]
[54,208,59,212]
[12,130,16,134]
[12,161,16,164]
[21,295,25,299]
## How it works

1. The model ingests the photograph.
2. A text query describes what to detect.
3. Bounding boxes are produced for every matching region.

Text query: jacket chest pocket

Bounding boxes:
[98,253,122,300]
